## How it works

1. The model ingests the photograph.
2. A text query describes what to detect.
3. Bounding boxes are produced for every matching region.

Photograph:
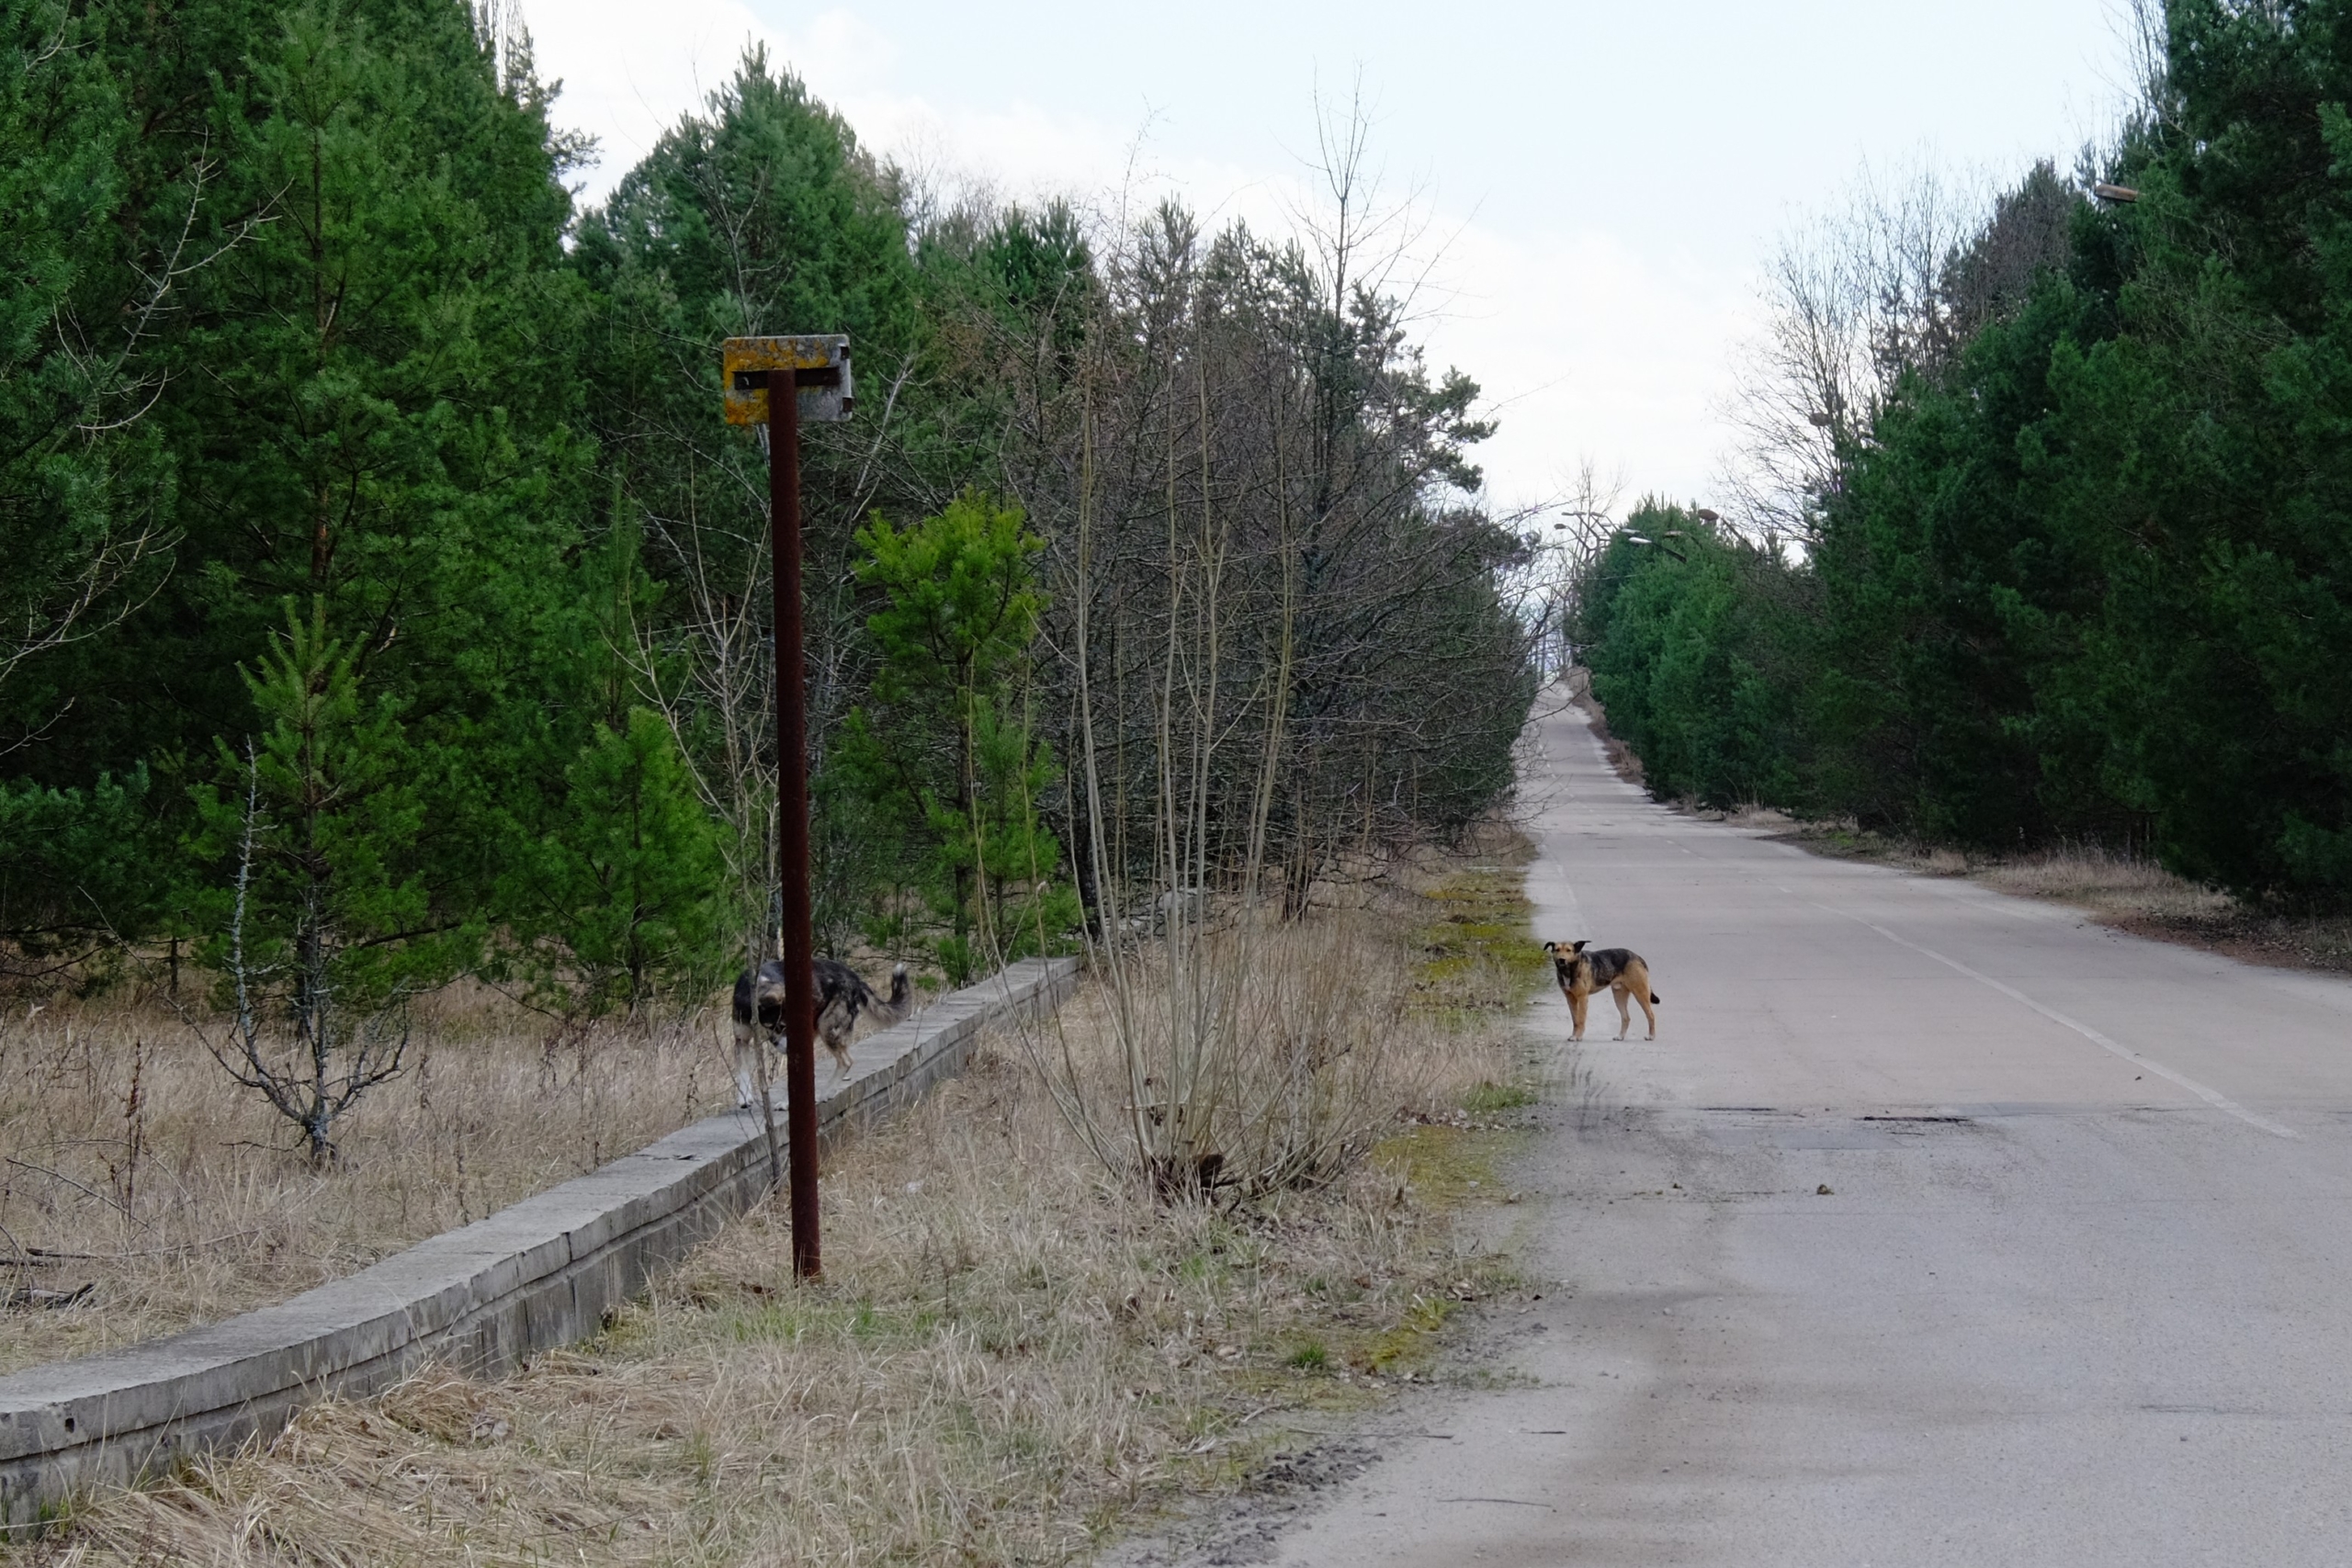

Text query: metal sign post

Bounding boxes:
[721,333,853,1280]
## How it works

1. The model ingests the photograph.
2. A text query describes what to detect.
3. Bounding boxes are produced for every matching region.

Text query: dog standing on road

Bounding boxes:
[733,958,912,1108]
[1544,940,1660,1041]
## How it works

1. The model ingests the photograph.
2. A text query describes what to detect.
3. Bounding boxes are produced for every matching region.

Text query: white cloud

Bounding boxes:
[526,0,780,182]
[519,0,2130,511]
[532,3,1151,209]
[1414,223,1751,512]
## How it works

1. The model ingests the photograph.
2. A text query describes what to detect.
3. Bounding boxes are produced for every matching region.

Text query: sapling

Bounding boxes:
[188,602,436,1165]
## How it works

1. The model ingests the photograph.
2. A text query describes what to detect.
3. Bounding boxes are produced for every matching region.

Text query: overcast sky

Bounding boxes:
[524,1,2143,517]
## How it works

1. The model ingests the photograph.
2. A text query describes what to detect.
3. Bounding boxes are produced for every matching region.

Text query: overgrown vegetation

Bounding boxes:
[1571,1,2352,910]
[0,990,729,1375]
[1412,843,1547,1014]
[0,2,1536,1180]
[14,852,1542,1565]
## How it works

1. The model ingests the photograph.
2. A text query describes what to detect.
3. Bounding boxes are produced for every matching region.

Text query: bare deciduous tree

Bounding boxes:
[986,96,1539,1198]
[1720,157,2079,545]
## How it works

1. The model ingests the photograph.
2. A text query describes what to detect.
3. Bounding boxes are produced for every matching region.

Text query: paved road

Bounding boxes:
[1270,698,2352,1567]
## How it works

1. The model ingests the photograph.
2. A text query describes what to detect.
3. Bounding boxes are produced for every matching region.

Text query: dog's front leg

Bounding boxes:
[734,1025,785,1111]
[1568,989,1589,1041]
[732,1023,759,1110]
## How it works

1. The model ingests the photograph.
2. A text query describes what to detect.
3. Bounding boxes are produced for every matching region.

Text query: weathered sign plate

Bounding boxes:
[721,334,854,425]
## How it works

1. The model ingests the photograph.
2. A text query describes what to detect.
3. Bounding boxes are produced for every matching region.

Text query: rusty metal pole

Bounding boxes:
[768,374,820,1280]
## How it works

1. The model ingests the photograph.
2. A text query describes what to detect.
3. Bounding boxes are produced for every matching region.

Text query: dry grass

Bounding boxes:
[1766,826,2352,976]
[15,844,1543,1567]
[0,991,733,1375]
[1037,821,1542,1201]
[1973,842,2237,920]
[1575,689,2352,976]
[1982,845,2352,974]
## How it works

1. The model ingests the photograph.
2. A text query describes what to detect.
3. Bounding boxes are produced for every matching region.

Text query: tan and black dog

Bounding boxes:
[1543,939,1660,1041]
[731,958,912,1107]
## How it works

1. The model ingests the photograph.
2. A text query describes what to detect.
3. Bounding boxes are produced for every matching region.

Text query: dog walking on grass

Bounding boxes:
[732,958,912,1108]
[1544,939,1661,1041]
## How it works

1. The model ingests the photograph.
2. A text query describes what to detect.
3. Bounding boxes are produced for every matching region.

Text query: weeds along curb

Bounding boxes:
[0,956,1079,1529]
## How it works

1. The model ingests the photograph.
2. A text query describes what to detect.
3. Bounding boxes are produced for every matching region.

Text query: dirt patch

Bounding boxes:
[2091,908,2352,975]
[1097,1111,1552,1568]
[1755,819,1976,878]
[1099,1419,1397,1567]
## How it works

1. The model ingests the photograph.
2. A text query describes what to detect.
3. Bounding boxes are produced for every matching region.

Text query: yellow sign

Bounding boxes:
[721,334,854,425]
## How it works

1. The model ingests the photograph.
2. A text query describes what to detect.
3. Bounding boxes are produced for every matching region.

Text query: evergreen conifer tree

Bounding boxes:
[842,492,1073,981]
[190,599,434,1162]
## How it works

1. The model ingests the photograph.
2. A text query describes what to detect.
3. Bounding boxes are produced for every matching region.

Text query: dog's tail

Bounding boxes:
[868,963,912,1028]
[1651,991,1662,1004]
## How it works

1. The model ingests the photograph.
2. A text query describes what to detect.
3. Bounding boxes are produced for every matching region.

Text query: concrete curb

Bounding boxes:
[0,954,1080,1526]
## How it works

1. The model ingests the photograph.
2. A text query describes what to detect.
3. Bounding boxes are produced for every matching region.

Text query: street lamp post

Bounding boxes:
[1545,508,1616,678]
[721,333,854,1280]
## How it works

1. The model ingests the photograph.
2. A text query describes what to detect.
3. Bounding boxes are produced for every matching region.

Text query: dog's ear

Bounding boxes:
[1572,940,1589,953]
[1542,941,1556,954]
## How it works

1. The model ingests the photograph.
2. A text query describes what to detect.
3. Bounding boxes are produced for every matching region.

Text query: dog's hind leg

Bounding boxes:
[732,1019,762,1110]
[818,998,856,1077]
[1612,985,1634,1040]
[1627,962,1658,1039]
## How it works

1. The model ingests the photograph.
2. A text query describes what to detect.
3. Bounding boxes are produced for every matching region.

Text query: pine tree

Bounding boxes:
[17,0,595,946]
[842,491,1071,981]
[494,709,723,1019]
[0,0,184,954]
[191,599,434,1162]
[571,48,932,960]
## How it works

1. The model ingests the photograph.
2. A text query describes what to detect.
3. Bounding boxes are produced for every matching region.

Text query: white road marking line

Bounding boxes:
[1782,887,2301,1141]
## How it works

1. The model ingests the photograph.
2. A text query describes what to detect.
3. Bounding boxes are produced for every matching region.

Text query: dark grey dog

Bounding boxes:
[731,958,912,1107]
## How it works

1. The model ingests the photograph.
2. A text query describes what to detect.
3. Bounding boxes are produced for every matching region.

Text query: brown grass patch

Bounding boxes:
[1973,843,2236,920]
[15,851,1541,1566]
[0,993,732,1375]
[1768,829,2352,976]
[1757,819,1972,878]
[1984,847,2352,974]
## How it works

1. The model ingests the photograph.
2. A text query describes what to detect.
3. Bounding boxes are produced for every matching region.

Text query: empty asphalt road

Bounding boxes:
[1268,696,2352,1567]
